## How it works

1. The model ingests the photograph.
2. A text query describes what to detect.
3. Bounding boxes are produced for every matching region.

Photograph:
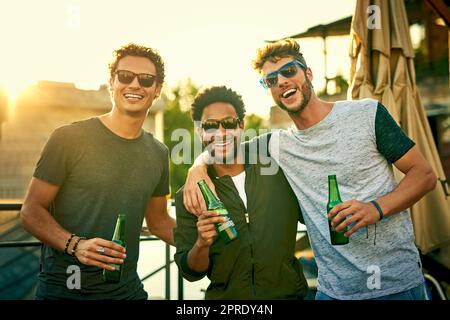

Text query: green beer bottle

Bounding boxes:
[327,175,349,245]
[197,180,238,244]
[103,213,126,283]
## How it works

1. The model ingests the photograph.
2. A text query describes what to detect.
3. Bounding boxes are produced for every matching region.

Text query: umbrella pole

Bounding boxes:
[322,35,328,95]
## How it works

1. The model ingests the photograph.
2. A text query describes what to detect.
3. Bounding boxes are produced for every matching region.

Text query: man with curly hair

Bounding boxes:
[20,43,175,300]
[174,85,308,299]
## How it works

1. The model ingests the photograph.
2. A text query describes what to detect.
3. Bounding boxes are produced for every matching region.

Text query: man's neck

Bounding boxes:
[212,163,245,178]
[289,96,334,130]
[99,108,146,139]
[211,152,245,178]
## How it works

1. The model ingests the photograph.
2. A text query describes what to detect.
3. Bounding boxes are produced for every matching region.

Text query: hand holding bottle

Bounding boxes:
[73,237,126,271]
[327,199,381,237]
[183,165,216,216]
[326,175,348,245]
[195,211,226,248]
[197,180,239,244]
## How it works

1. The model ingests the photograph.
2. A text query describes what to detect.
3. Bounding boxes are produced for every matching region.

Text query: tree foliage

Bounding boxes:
[163,79,199,197]
[244,113,267,131]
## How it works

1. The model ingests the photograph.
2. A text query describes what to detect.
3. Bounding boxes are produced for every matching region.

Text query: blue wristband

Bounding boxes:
[370,200,384,221]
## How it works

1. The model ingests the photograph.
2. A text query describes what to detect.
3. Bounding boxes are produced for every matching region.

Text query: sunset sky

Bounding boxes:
[0,0,356,117]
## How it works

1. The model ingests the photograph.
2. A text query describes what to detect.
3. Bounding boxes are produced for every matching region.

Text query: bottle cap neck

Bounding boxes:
[328,175,342,201]
[198,180,220,206]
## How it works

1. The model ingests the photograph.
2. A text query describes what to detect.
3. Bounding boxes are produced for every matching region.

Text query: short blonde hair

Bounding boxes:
[252,38,307,73]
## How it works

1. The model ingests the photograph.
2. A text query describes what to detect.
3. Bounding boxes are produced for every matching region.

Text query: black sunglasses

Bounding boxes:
[115,70,157,88]
[201,117,241,131]
[260,60,306,89]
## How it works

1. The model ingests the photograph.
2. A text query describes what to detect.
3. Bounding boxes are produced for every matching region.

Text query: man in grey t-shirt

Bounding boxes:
[184,39,437,300]
[20,43,175,299]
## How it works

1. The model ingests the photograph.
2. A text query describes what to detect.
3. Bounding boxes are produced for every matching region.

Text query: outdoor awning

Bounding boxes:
[267,16,352,41]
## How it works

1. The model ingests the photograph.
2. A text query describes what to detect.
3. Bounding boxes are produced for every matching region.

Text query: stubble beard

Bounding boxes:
[113,92,152,117]
[277,79,312,116]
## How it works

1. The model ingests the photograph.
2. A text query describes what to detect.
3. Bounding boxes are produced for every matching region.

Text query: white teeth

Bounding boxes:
[282,88,296,98]
[124,93,143,99]
[215,140,232,147]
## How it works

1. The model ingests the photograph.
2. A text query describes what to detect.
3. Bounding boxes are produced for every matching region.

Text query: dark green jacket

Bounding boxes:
[174,152,308,299]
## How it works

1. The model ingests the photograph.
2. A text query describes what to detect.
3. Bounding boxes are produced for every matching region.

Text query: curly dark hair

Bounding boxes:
[252,38,307,73]
[191,86,246,122]
[108,43,165,86]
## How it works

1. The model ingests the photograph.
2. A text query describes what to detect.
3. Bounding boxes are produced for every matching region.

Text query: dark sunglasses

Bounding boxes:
[201,117,241,131]
[259,60,306,89]
[115,70,157,88]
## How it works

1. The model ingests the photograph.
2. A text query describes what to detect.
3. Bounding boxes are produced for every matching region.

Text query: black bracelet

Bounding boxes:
[370,200,384,221]
[64,234,76,255]
[70,236,86,257]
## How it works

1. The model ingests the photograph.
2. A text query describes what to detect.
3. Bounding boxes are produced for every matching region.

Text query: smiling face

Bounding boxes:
[110,55,161,116]
[261,56,314,115]
[200,102,244,164]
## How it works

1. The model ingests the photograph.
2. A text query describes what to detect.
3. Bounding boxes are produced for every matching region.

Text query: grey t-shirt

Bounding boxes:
[269,98,423,299]
[33,117,169,299]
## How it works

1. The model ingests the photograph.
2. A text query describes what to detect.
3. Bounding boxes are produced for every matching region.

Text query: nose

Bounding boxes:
[128,75,141,88]
[216,123,227,135]
[276,73,290,87]
[213,123,229,141]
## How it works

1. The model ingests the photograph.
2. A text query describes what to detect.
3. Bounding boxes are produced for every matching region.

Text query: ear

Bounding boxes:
[196,126,207,145]
[195,126,202,138]
[239,120,245,129]
[194,121,203,137]
[154,84,163,99]
[306,68,313,82]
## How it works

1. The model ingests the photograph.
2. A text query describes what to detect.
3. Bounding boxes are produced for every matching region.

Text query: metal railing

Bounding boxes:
[0,202,184,300]
[4,203,446,300]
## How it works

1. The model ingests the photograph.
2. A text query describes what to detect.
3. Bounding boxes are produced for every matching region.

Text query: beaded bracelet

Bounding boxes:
[70,236,86,257]
[63,233,76,255]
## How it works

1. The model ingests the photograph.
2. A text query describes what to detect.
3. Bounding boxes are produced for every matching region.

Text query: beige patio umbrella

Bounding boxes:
[348,0,450,254]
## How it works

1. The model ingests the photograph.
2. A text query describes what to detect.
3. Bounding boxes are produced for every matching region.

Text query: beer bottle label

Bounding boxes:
[109,263,120,270]
[218,218,235,232]
[215,208,228,215]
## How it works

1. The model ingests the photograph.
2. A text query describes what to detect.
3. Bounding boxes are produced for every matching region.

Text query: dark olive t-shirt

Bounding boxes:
[33,117,169,300]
